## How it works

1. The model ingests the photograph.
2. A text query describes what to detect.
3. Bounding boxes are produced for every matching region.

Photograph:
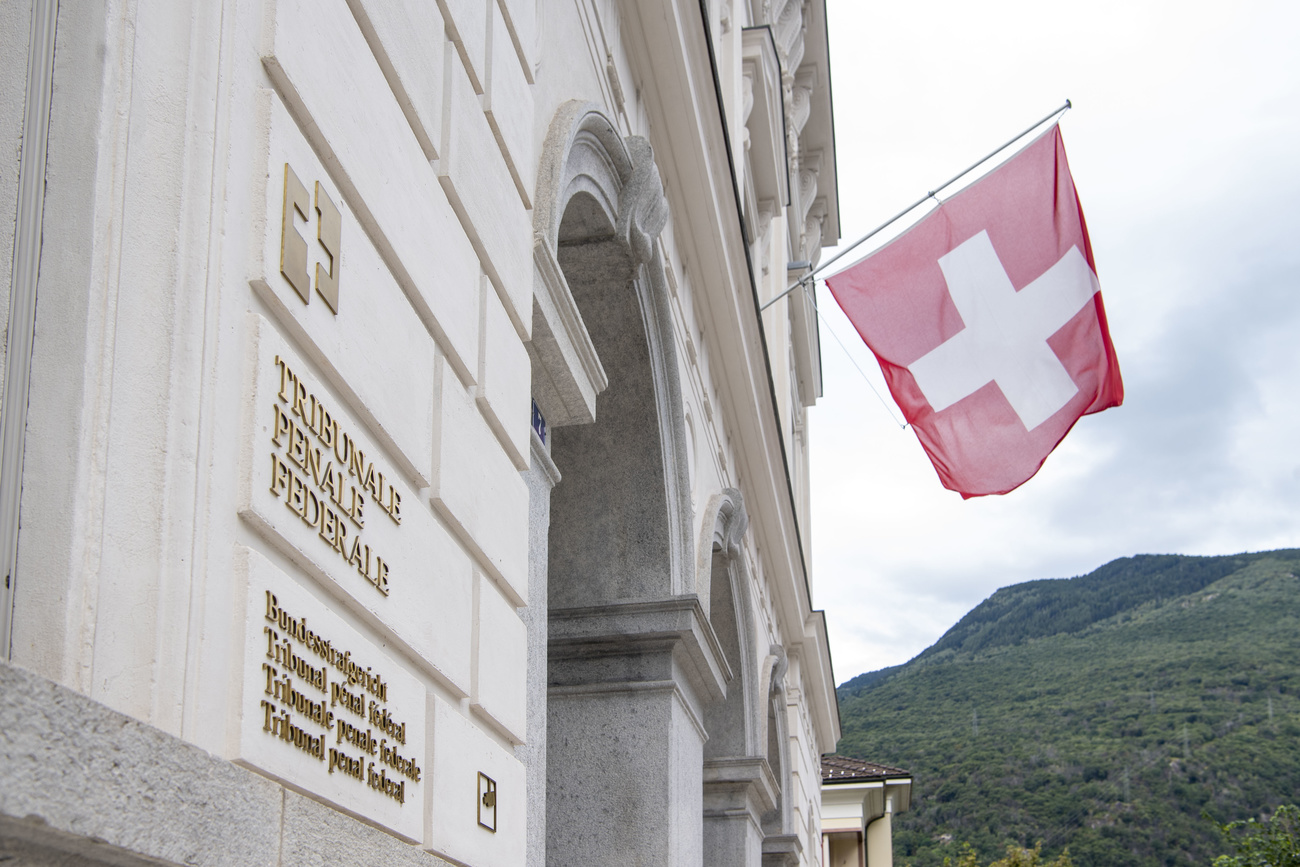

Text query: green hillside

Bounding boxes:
[835,550,1300,867]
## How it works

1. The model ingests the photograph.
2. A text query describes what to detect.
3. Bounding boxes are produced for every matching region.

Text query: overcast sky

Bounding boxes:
[810,0,1300,683]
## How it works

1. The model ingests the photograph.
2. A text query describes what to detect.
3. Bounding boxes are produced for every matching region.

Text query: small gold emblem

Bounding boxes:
[279,163,341,314]
[477,772,497,832]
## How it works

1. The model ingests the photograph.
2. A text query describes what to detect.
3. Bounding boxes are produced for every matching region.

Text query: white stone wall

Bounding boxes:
[2,0,841,865]
[0,0,34,409]
[9,0,535,858]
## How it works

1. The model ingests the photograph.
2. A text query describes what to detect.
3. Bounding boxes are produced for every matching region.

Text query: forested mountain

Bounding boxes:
[835,550,1300,867]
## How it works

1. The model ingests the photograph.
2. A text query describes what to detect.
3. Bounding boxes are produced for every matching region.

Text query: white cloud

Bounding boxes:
[813,0,1300,682]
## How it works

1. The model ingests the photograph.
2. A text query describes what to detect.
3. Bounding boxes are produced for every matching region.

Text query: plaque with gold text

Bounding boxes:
[236,547,425,840]
[241,317,474,694]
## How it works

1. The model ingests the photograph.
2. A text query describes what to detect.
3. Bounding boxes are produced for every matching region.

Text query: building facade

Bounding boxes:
[821,756,914,867]
[0,0,840,865]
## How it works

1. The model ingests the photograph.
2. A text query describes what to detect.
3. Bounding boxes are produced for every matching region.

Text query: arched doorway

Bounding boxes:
[699,490,774,867]
[526,102,726,867]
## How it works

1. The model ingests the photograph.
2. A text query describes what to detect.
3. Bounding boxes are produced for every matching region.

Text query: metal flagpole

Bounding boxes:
[759,100,1072,313]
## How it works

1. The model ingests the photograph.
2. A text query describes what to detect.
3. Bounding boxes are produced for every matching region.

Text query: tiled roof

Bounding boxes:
[821,754,910,783]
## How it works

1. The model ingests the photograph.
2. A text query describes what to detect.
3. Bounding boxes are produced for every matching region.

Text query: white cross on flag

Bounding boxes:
[826,126,1123,498]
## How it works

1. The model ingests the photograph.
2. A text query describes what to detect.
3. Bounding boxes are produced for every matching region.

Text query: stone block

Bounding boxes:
[478,274,531,470]
[241,318,473,695]
[439,45,533,339]
[0,662,282,867]
[279,790,454,866]
[431,352,529,606]
[345,0,447,161]
[484,1,535,205]
[545,684,701,864]
[252,93,435,486]
[427,695,526,867]
[494,0,535,82]
[436,0,488,93]
[235,547,427,842]
[472,572,528,743]
[263,0,481,382]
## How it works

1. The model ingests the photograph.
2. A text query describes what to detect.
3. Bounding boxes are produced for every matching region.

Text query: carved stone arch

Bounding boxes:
[535,102,722,867]
[759,647,800,866]
[697,488,750,604]
[535,101,671,271]
[535,101,694,604]
[700,487,776,867]
[698,488,759,757]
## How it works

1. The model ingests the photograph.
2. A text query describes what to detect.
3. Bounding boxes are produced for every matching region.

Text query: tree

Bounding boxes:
[1213,805,1300,867]
[941,842,1073,867]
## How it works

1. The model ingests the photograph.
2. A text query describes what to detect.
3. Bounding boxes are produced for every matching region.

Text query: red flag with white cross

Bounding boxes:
[826,126,1122,498]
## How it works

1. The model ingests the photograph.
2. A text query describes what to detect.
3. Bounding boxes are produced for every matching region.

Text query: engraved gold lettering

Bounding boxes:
[292,380,309,424]
[304,444,325,490]
[318,507,337,551]
[270,453,292,500]
[275,356,293,404]
[367,762,406,805]
[271,404,292,448]
[332,512,349,555]
[320,461,340,505]
[263,358,405,595]
[328,747,364,780]
[287,472,306,517]
[254,593,417,803]
[288,422,308,469]
[319,411,335,449]
[350,486,364,527]
[378,738,422,782]
[262,699,278,733]
[333,428,352,468]
[346,537,365,573]
[331,681,366,718]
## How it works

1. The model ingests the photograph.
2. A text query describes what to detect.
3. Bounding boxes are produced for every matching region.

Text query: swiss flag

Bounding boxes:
[826,126,1122,498]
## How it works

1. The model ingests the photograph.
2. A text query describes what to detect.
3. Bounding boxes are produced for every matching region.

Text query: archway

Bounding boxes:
[527,102,726,867]
[699,490,776,867]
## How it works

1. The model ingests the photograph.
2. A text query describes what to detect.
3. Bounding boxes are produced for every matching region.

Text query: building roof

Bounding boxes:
[821,755,911,783]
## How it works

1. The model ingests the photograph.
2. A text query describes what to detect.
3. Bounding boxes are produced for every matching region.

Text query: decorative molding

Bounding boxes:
[547,678,709,740]
[741,27,790,210]
[604,51,626,116]
[548,596,731,707]
[533,101,630,251]
[530,428,561,488]
[761,833,802,867]
[617,136,669,265]
[803,198,828,265]
[797,149,822,227]
[773,0,804,62]
[529,238,608,427]
[699,488,750,581]
[790,69,813,138]
[703,756,780,820]
[756,199,775,276]
[1,0,59,658]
